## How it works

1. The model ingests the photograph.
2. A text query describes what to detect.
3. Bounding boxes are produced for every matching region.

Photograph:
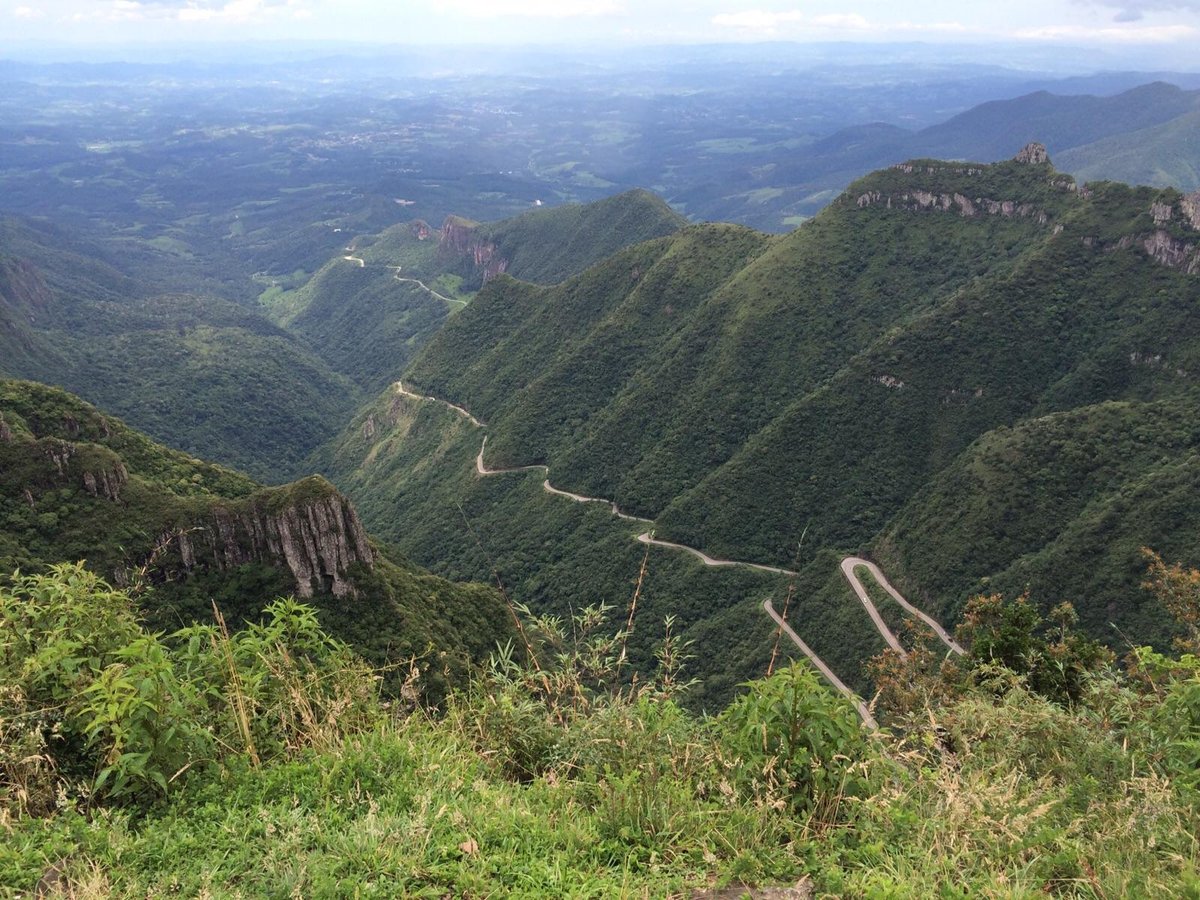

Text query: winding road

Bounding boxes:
[763,599,878,729]
[841,557,965,655]
[391,380,962,725]
[387,267,466,309]
[635,533,796,576]
[338,256,467,310]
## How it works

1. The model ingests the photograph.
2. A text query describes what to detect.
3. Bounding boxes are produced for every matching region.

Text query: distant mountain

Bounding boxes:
[699,81,1200,226]
[914,81,1200,162]
[0,379,509,699]
[323,148,1200,692]
[1058,109,1200,192]
[0,217,362,481]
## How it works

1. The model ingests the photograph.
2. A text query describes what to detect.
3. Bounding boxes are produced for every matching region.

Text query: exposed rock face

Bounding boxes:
[44,439,74,474]
[1014,142,1050,165]
[82,462,127,501]
[1182,191,1200,231]
[410,220,432,241]
[891,163,983,177]
[439,216,509,283]
[856,189,1051,225]
[1106,230,1200,275]
[174,484,375,599]
[0,413,11,443]
[1142,231,1200,274]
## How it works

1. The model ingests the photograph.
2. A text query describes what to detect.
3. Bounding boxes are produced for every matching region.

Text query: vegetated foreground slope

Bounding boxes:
[268,189,686,393]
[0,217,362,482]
[327,147,1200,691]
[10,562,1200,897]
[0,379,510,699]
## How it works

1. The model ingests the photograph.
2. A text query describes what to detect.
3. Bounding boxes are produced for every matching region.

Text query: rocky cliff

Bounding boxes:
[438,215,509,284]
[0,380,374,600]
[851,145,1073,228]
[853,145,1200,276]
[173,480,375,599]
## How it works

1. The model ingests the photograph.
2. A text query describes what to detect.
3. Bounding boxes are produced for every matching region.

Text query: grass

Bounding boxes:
[7,564,1200,897]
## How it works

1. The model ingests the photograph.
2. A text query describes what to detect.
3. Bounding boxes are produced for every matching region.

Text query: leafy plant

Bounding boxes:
[719,662,874,824]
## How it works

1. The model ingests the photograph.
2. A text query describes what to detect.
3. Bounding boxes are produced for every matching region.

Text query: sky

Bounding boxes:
[5,0,1200,52]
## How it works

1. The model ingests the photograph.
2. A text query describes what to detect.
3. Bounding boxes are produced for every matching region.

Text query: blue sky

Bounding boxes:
[5,0,1200,49]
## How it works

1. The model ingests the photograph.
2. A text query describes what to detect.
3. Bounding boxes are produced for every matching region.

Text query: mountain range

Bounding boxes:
[4,131,1200,704]
[319,146,1200,697]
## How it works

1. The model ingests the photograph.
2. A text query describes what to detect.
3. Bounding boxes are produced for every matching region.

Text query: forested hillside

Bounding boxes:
[322,148,1200,692]
[0,218,361,481]
[268,189,686,393]
[0,379,510,699]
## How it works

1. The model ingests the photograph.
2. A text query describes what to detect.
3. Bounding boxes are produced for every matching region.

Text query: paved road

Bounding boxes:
[395,381,486,427]
[841,557,964,656]
[474,435,654,523]
[343,254,365,267]
[390,380,962,717]
[635,533,796,576]
[763,599,878,729]
[385,265,467,309]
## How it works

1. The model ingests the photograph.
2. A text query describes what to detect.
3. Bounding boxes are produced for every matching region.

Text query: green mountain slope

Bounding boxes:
[323,148,1200,689]
[468,188,687,287]
[407,156,1081,518]
[873,397,1200,646]
[0,379,510,698]
[308,385,806,709]
[1058,109,1200,192]
[269,189,686,393]
[0,217,361,481]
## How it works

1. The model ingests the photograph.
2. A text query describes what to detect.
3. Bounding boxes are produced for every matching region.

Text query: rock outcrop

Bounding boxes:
[1140,231,1200,275]
[1182,191,1200,231]
[855,189,1051,226]
[174,481,375,599]
[1014,142,1051,165]
[439,216,509,283]
[0,412,11,443]
[81,461,127,501]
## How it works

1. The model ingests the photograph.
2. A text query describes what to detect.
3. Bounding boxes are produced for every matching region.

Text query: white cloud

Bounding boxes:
[1014,20,1198,39]
[809,13,870,29]
[12,4,44,17]
[710,9,803,32]
[1076,0,1200,22]
[433,0,622,18]
[68,0,307,24]
[710,9,972,38]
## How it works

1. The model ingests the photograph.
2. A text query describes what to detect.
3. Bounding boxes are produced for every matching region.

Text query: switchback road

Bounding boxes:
[390,380,962,725]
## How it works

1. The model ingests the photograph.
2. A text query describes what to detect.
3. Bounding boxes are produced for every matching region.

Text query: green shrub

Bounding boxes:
[1,563,381,811]
[718,662,875,824]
